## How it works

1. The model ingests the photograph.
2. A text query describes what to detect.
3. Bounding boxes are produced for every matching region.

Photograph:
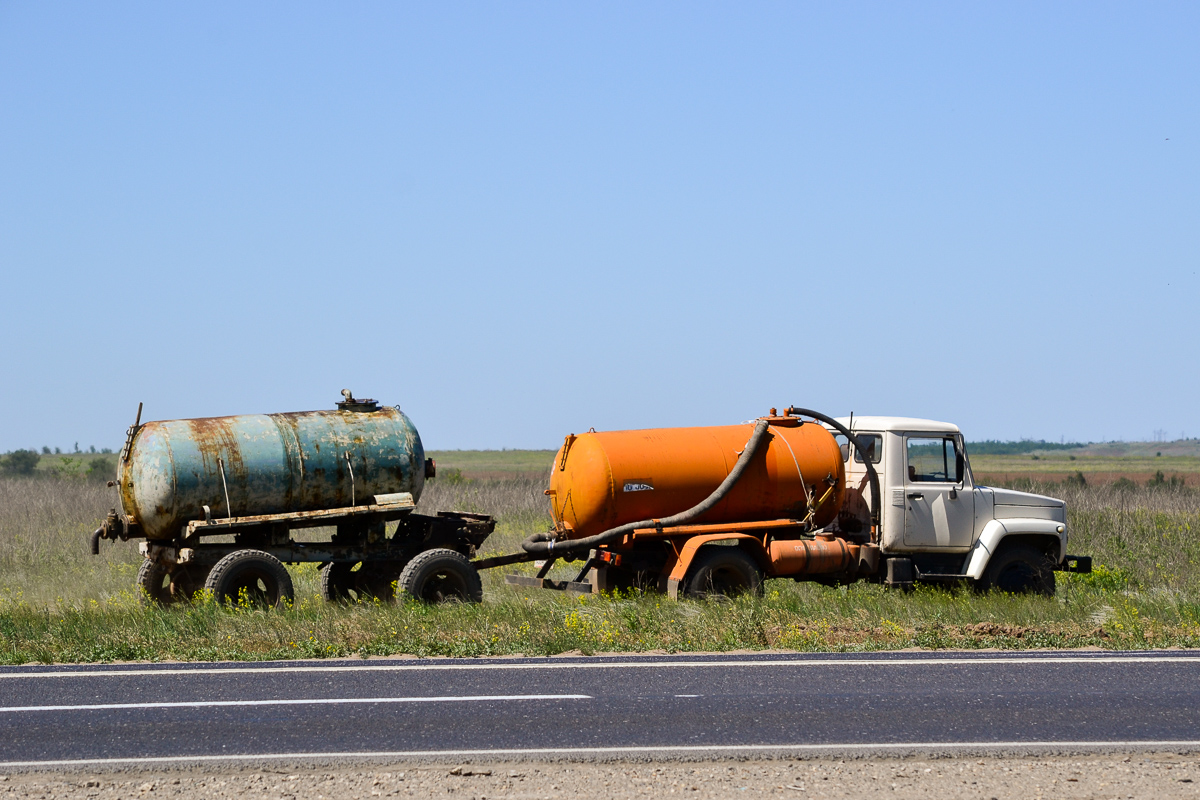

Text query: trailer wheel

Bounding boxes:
[320,562,403,603]
[170,563,210,602]
[320,562,358,602]
[397,549,483,604]
[978,543,1056,597]
[683,546,764,600]
[137,560,209,605]
[358,562,404,601]
[137,559,173,605]
[204,549,294,609]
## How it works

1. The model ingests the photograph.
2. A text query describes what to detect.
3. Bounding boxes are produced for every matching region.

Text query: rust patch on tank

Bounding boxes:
[269,412,306,510]
[184,416,247,501]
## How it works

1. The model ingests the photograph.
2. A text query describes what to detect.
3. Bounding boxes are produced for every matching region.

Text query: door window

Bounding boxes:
[906,437,961,483]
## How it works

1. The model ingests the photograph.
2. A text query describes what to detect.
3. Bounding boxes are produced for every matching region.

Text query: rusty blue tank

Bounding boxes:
[117,393,426,540]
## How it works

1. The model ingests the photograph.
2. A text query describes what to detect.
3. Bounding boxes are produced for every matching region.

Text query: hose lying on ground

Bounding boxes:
[521,419,772,557]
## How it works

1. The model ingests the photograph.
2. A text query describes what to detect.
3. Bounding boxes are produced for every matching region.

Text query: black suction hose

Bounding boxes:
[90,526,103,555]
[522,419,772,557]
[784,407,881,534]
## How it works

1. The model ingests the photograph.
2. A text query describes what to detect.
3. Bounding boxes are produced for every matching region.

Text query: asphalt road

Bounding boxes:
[1,651,1199,769]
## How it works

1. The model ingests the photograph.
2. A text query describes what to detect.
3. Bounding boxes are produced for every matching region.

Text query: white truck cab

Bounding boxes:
[831,416,1091,593]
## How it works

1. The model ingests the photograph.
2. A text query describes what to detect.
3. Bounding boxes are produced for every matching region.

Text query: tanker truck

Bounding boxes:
[501,408,1092,598]
[95,398,1091,607]
[91,392,495,607]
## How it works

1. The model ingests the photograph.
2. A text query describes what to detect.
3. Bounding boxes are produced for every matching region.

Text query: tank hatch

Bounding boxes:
[337,389,380,412]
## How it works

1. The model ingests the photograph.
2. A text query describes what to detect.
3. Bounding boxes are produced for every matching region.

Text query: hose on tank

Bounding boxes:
[784,407,882,533]
[521,420,772,557]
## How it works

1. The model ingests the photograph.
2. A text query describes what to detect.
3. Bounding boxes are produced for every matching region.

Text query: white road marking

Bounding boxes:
[0,694,591,714]
[3,740,1199,769]
[0,654,1196,680]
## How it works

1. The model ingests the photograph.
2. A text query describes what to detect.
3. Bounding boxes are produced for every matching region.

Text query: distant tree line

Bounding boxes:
[1,450,41,475]
[1,449,113,480]
[966,439,1088,455]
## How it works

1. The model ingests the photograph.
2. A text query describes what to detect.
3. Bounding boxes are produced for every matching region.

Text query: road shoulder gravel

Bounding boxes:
[2,755,1200,799]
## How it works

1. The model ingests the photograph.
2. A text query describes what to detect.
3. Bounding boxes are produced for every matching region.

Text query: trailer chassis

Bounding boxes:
[94,492,495,605]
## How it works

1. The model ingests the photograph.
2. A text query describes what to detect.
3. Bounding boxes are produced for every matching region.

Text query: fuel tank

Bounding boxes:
[118,397,425,540]
[548,418,845,539]
[767,534,856,576]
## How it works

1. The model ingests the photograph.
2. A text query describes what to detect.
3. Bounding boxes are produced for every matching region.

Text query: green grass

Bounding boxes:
[2,466,1200,663]
[3,577,1199,664]
[426,449,555,478]
[32,452,117,479]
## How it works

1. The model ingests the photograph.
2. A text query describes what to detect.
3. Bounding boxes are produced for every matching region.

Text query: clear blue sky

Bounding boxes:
[2,2,1196,452]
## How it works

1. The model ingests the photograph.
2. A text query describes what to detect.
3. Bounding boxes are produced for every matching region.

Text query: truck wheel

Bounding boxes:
[204,549,294,609]
[978,544,1056,596]
[397,549,483,604]
[683,546,764,600]
[137,560,209,605]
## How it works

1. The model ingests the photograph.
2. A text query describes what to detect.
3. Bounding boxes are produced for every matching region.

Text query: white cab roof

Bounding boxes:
[832,416,961,434]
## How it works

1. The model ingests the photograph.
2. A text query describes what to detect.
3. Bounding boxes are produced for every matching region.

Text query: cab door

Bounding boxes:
[902,435,975,549]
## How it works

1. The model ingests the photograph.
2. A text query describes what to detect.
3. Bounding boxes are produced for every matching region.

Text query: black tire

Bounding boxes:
[137,559,173,606]
[204,549,294,609]
[319,562,353,602]
[978,543,1056,596]
[137,560,210,605]
[320,561,403,603]
[683,546,764,600]
[320,562,358,602]
[397,549,483,604]
[170,563,211,602]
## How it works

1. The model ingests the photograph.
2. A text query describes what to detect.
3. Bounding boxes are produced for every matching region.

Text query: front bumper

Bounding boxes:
[1056,554,1092,573]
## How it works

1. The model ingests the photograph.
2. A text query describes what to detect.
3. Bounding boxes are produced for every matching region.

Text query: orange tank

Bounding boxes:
[548,418,845,539]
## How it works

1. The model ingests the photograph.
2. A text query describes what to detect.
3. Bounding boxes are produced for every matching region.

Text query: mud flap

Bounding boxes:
[1057,554,1093,573]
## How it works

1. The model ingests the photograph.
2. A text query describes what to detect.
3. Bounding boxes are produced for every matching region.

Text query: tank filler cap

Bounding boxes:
[337,389,380,412]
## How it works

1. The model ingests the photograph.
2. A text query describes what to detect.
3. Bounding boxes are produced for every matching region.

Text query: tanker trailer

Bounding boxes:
[506,409,881,599]
[91,391,495,607]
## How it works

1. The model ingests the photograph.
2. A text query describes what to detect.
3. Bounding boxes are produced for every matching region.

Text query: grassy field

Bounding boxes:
[971,453,1200,487]
[427,449,554,480]
[1,458,1200,663]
